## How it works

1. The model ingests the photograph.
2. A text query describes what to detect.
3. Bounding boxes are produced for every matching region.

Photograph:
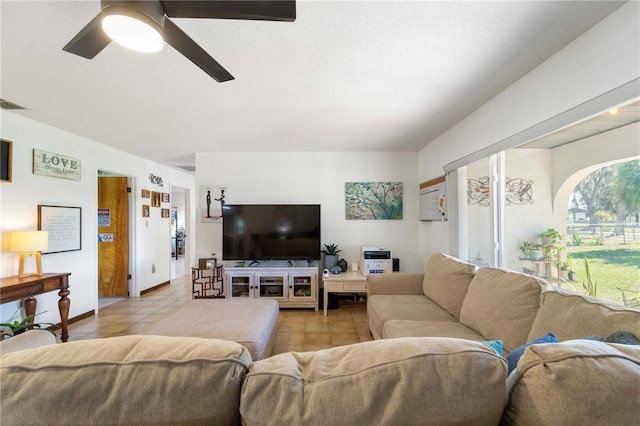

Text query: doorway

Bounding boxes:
[171,186,188,279]
[97,170,132,307]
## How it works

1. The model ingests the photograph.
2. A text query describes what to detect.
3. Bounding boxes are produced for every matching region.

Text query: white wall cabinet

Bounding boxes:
[225,267,318,311]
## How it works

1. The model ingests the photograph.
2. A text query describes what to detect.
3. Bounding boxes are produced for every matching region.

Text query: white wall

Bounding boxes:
[195,152,421,273]
[419,1,640,263]
[0,111,196,326]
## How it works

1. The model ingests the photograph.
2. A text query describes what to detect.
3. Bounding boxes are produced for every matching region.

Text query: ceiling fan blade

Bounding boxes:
[62,13,112,59]
[163,18,234,83]
[161,1,296,21]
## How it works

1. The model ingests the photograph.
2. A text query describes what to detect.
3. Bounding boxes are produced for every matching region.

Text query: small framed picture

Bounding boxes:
[141,189,151,198]
[142,205,150,217]
[162,193,170,203]
[151,191,161,207]
[1,138,13,182]
[161,208,170,218]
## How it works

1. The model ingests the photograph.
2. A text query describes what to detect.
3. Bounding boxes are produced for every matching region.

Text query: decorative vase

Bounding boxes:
[338,258,348,272]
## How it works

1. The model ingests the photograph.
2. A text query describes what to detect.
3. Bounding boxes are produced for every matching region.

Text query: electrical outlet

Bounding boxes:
[152,264,156,273]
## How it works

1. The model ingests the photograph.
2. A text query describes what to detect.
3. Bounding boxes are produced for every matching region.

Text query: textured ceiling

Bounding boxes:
[0,0,626,170]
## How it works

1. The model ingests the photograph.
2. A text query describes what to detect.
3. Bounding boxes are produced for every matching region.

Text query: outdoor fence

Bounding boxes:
[567,222,640,246]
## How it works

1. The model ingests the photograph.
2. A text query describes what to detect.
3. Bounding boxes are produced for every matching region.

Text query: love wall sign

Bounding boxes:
[33,149,81,181]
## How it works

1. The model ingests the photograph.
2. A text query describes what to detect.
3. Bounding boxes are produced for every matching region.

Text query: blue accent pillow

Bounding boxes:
[481,340,503,356]
[506,332,557,375]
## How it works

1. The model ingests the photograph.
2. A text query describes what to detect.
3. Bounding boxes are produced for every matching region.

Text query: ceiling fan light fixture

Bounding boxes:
[101,6,164,53]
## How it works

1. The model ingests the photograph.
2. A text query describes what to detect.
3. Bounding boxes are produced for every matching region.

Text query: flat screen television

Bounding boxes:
[222,204,321,261]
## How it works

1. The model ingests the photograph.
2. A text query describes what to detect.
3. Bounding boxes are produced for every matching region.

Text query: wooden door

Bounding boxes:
[98,176,129,297]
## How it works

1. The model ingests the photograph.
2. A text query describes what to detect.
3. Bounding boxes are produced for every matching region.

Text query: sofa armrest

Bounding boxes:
[0,330,57,355]
[367,273,424,296]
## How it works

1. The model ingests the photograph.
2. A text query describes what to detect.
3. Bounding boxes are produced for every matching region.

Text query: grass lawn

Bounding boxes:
[566,240,640,306]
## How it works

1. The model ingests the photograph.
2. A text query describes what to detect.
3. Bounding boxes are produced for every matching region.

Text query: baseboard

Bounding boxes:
[69,310,95,325]
[141,280,170,295]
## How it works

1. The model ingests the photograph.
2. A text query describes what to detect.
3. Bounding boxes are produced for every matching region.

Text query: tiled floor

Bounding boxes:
[65,274,373,355]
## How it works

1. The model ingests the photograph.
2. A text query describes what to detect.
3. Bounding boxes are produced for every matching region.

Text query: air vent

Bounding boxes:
[178,165,196,172]
[0,98,26,110]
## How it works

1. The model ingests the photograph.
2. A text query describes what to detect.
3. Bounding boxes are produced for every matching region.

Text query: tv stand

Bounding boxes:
[225,266,318,311]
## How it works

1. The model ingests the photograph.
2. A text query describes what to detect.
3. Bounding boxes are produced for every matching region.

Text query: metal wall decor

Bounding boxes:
[467,176,490,207]
[149,173,164,187]
[505,177,534,206]
[467,176,534,207]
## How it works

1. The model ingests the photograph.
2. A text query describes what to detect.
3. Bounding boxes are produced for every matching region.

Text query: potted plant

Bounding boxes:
[321,243,342,268]
[557,257,572,280]
[520,241,545,260]
[521,266,535,276]
[541,228,568,262]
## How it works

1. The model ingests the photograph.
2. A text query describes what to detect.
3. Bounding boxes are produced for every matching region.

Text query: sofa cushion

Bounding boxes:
[422,253,478,319]
[527,288,640,342]
[459,267,547,353]
[367,294,456,339]
[382,319,485,343]
[241,337,507,426]
[0,335,251,426]
[502,340,640,426]
[0,329,56,355]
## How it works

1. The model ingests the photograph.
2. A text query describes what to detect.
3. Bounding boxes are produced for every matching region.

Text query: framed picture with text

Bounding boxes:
[37,205,82,254]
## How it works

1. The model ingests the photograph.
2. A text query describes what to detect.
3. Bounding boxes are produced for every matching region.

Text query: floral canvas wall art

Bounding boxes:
[345,182,403,220]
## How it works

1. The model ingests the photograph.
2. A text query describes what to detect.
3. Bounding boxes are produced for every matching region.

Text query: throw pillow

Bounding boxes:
[482,340,503,356]
[506,332,557,375]
[583,330,640,345]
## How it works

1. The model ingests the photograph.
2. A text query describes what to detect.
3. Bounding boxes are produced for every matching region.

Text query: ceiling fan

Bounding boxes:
[63,0,296,82]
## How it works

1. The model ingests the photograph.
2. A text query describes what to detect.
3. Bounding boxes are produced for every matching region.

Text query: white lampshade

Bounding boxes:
[10,231,48,278]
[10,231,49,252]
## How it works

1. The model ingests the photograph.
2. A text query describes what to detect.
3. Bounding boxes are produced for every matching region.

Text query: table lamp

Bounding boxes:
[10,231,49,278]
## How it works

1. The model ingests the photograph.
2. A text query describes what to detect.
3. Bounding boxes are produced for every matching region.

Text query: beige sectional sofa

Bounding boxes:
[368,252,639,350]
[1,252,638,425]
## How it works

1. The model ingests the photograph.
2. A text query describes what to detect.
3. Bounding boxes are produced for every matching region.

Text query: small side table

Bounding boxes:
[323,271,367,316]
[191,266,224,298]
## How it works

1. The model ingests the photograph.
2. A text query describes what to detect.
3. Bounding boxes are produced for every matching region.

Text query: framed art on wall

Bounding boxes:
[142,205,150,217]
[162,193,170,203]
[161,208,170,218]
[151,191,161,207]
[1,138,12,182]
[141,189,150,198]
[38,205,82,254]
[345,182,403,220]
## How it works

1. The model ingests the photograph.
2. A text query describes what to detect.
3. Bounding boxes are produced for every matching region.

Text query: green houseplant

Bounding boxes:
[520,241,545,260]
[321,243,342,268]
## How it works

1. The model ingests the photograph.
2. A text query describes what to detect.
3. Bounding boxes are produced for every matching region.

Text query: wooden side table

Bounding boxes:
[323,271,367,316]
[191,266,224,298]
[0,273,71,342]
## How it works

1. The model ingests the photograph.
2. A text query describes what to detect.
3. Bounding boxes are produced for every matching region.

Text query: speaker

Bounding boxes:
[392,258,400,272]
